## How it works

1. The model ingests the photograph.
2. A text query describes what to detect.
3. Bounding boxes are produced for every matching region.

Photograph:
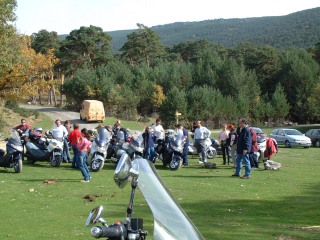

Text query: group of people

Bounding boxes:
[217,118,259,179]
[14,116,258,181]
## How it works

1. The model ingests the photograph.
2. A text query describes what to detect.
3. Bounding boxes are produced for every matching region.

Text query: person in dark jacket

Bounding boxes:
[142,126,156,162]
[232,118,252,179]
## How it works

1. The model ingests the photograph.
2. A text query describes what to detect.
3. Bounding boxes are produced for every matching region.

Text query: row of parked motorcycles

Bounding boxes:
[0,126,218,173]
[86,127,218,172]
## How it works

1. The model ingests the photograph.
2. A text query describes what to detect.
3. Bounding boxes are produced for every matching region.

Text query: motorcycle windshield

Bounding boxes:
[129,132,144,152]
[135,157,204,240]
[9,129,22,145]
[95,128,109,147]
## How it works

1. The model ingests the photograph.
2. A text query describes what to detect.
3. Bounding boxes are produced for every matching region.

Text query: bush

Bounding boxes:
[5,100,19,109]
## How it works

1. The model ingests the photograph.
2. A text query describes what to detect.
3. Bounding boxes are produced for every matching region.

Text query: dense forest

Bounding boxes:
[107,7,320,52]
[1,1,320,128]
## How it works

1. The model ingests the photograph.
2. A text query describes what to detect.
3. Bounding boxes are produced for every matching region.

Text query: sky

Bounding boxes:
[15,0,320,35]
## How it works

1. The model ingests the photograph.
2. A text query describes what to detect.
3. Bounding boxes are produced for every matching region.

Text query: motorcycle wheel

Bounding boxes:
[207,148,217,159]
[169,155,182,171]
[91,159,104,172]
[51,155,62,167]
[14,159,23,173]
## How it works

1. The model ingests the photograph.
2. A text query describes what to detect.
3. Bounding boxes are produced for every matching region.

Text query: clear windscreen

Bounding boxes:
[135,157,204,240]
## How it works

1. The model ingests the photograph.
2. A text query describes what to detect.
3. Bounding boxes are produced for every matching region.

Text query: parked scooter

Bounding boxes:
[0,129,23,173]
[116,131,144,162]
[162,130,185,170]
[87,127,110,172]
[188,138,217,159]
[85,153,205,240]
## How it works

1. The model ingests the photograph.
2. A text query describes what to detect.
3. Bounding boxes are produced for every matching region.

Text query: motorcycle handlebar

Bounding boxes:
[91,224,127,239]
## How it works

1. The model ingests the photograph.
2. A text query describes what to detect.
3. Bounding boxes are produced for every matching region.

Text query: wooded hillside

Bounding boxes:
[108,7,320,52]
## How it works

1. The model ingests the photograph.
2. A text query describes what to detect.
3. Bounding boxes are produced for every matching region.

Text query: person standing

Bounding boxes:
[193,121,211,164]
[190,121,197,139]
[177,124,189,166]
[68,123,82,168]
[218,124,230,165]
[62,120,71,162]
[142,126,156,162]
[249,127,259,168]
[152,119,165,141]
[52,119,68,141]
[227,124,238,168]
[232,118,252,179]
[77,128,91,183]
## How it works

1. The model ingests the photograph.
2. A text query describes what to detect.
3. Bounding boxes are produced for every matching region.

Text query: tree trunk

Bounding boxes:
[38,89,42,105]
[53,87,57,106]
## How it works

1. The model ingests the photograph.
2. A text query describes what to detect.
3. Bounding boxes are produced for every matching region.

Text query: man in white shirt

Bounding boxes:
[193,120,211,163]
[152,119,164,141]
[52,119,68,142]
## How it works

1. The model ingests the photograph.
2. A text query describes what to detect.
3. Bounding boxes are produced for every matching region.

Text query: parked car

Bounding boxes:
[251,127,267,139]
[269,128,311,148]
[305,129,320,147]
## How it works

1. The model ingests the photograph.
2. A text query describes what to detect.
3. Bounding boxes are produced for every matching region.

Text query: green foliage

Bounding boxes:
[120,24,165,67]
[109,7,320,52]
[57,25,113,76]
[31,29,61,54]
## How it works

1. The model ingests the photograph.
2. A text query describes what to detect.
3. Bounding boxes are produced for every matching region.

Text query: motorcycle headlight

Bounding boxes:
[12,144,23,152]
[171,142,183,153]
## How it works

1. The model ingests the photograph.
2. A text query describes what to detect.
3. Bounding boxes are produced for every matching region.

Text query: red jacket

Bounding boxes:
[68,129,82,146]
[250,127,259,152]
[265,138,278,159]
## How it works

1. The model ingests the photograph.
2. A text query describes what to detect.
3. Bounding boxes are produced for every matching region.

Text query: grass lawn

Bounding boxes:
[1,143,320,239]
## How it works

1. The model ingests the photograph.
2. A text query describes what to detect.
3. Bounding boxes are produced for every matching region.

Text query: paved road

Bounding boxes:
[20,105,101,130]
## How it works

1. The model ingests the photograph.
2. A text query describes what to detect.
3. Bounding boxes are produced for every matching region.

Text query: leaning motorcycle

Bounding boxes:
[87,127,110,172]
[85,152,204,240]
[0,129,23,173]
[162,131,185,171]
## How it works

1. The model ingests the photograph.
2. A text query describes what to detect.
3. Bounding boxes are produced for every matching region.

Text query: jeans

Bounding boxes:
[71,145,79,168]
[250,152,259,168]
[63,138,71,161]
[145,147,155,162]
[194,139,207,162]
[230,144,237,167]
[77,151,91,181]
[235,153,251,177]
[182,144,189,165]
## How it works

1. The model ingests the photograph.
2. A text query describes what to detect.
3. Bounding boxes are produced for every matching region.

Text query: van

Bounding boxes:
[80,100,105,123]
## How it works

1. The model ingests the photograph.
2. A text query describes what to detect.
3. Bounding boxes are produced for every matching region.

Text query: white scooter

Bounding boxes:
[85,153,205,240]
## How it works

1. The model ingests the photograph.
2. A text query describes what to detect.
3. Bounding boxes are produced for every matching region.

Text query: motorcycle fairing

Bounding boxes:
[135,157,204,240]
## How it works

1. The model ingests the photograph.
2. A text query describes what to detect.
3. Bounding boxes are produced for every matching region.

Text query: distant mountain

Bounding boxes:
[108,7,320,52]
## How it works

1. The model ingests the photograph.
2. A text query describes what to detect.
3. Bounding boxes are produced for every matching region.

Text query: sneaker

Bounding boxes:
[232,174,240,177]
[240,176,250,179]
[80,180,90,183]
[198,160,204,164]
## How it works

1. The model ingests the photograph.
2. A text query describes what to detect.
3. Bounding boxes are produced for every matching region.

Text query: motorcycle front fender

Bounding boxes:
[92,153,105,162]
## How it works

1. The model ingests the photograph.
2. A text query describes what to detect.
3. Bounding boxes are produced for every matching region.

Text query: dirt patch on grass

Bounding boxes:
[83,193,116,202]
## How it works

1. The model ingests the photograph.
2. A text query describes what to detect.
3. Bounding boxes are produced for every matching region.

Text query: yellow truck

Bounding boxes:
[80,100,105,123]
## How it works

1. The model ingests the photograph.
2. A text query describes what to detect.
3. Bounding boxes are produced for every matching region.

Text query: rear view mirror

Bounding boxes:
[85,206,104,226]
[114,153,132,188]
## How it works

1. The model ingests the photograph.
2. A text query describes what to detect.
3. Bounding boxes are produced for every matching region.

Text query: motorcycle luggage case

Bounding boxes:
[0,149,5,156]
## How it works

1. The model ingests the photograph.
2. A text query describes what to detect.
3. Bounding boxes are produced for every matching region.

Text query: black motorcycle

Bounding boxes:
[162,131,185,170]
[0,129,23,173]
[24,128,50,164]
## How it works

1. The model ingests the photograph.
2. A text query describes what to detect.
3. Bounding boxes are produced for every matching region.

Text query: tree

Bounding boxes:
[57,25,113,76]
[159,87,187,127]
[31,29,60,54]
[120,24,165,67]
[270,83,290,125]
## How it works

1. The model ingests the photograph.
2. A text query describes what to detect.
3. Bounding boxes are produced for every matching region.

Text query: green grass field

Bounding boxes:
[1,144,320,239]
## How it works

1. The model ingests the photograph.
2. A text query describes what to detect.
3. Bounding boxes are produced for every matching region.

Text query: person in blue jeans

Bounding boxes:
[76,129,91,183]
[232,118,252,179]
[142,126,156,162]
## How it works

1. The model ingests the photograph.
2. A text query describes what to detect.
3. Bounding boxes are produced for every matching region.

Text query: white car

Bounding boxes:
[269,128,311,148]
